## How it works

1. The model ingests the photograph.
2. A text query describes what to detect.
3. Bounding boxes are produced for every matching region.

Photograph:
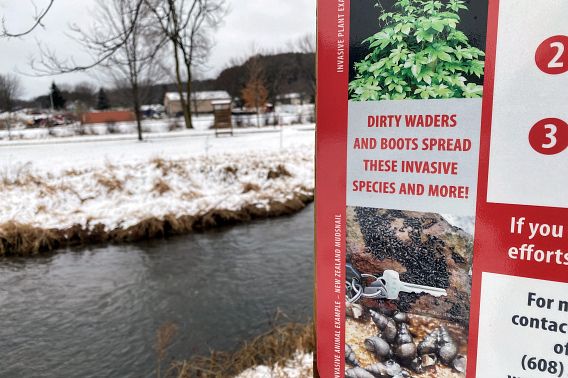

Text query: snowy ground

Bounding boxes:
[0,125,314,231]
[234,352,313,378]
[0,105,314,141]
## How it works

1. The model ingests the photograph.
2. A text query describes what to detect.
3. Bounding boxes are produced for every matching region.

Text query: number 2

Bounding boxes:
[542,124,557,148]
[536,36,568,74]
[548,41,565,68]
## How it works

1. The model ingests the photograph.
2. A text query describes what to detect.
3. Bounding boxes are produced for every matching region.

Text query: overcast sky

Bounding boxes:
[0,0,316,99]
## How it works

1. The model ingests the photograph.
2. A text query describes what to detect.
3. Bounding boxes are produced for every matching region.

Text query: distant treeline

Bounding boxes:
[18,52,315,110]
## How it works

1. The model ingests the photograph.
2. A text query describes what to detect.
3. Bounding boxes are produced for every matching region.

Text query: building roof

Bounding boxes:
[276,92,302,100]
[164,91,231,102]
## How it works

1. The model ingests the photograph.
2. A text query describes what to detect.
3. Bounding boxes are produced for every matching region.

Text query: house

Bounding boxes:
[164,91,232,116]
[275,93,305,106]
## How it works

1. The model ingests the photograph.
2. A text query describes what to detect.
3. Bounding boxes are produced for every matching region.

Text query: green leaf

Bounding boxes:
[415,29,434,43]
[438,51,452,62]
[348,0,483,102]
[369,59,387,73]
[411,64,422,77]
[431,20,445,32]
[468,60,485,77]
[462,83,483,98]
[447,31,468,44]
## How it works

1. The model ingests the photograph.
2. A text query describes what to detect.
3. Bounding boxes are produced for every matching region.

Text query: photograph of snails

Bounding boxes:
[345,306,467,377]
[345,207,474,377]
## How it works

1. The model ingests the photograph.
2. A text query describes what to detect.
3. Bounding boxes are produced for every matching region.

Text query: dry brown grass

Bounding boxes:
[35,204,48,214]
[1,172,44,188]
[152,157,170,174]
[153,179,172,195]
[151,157,189,178]
[169,322,314,378]
[181,191,202,201]
[0,222,61,257]
[242,182,261,193]
[0,192,314,257]
[64,168,84,177]
[224,165,239,175]
[156,322,179,378]
[95,174,124,193]
[267,165,291,180]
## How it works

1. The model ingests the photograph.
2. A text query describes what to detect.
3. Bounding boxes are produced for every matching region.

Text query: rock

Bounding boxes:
[347,207,473,324]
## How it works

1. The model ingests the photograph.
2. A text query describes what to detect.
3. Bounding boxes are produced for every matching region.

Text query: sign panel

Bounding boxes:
[468,0,568,376]
[316,0,567,377]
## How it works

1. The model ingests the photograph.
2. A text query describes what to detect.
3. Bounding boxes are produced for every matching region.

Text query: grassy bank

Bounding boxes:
[0,192,313,257]
[167,322,314,378]
[0,145,314,257]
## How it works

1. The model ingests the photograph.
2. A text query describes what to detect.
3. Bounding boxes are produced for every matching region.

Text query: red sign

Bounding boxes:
[316,0,567,377]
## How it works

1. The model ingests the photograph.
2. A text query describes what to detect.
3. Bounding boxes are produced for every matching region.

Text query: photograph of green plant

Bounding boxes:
[349,0,485,101]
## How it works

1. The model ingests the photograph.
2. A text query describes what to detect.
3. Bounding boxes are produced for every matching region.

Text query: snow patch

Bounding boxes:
[234,352,313,378]
[0,128,314,232]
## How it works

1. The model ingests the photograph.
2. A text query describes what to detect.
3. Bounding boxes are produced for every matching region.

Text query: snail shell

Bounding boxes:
[417,328,440,355]
[394,324,417,363]
[393,312,409,324]
[345,343,360,367]
[370,309,397,343]
[345,367,375,378]
[369,309,389,329]
[395,324,414,345]
[453,354,467,373]
[408,356,424,374]
[364,336,391,359]
[394,342,417,362]
[365,360,405,377]
[438,326,458,365]
[420,353,438,368]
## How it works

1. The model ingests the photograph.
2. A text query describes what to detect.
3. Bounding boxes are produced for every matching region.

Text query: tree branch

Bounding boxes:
[1,0,55,38]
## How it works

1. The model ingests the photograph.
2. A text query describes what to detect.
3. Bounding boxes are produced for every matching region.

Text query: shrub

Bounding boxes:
[106,121,120,134]
[349,0,485,101]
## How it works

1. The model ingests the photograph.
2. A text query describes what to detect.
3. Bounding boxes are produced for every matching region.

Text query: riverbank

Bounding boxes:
[0,128,314,256]
[0,205,314,377]
[171,322,314,378]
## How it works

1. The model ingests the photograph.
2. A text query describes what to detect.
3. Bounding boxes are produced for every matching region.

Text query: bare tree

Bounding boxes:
[1,0,55,38]
[241,56,268,128]
[292,33,316,98]
[0,74,22,112]
[0,73,23,139]
[146,0,227,129]
[33,0,164,141]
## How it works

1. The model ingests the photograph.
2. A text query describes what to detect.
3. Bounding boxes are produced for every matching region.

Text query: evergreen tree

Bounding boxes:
[96,88,110,110]
[50,82,66,110]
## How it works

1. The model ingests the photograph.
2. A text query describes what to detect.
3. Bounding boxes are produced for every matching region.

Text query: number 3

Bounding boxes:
[529,118,568,155]
[542,124,557,148]
[548,41,565,68]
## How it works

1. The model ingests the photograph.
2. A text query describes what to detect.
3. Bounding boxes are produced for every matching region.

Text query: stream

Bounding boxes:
[0,205,314,378]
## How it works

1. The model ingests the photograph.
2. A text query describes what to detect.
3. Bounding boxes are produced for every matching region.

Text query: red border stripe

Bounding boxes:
[316,0,350,376]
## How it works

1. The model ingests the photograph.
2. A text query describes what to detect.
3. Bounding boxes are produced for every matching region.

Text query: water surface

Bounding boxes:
[0,205,314,378]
